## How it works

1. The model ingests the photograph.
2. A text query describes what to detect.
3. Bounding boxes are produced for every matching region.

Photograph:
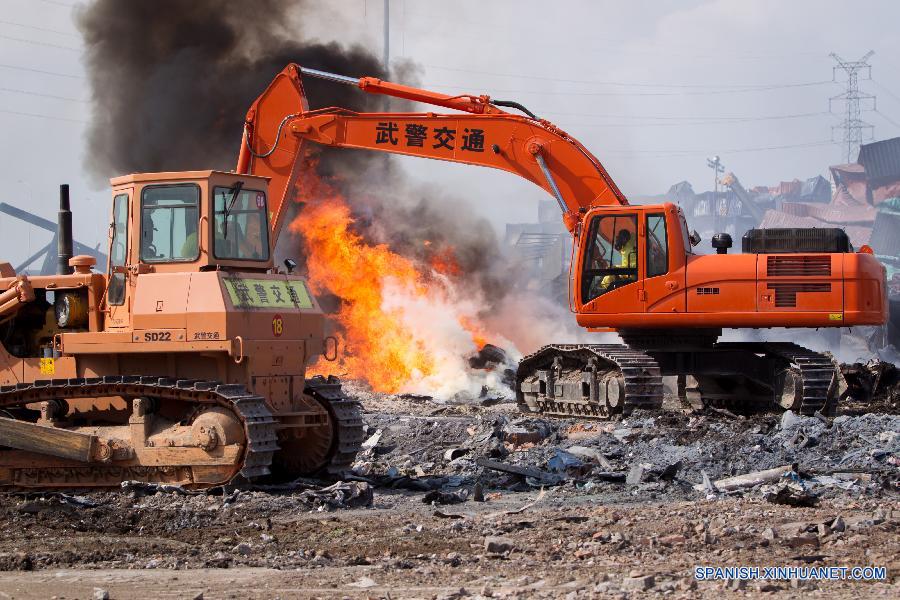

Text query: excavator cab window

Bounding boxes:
[646,214,668,277]
[212,187,270,261]
[581,214,638,303]
[107,193,128,305]
[140,184,200,263]
[678,211,693,255]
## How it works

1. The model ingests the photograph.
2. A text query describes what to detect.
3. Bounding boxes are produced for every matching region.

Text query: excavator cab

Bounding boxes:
[576,203,691,320]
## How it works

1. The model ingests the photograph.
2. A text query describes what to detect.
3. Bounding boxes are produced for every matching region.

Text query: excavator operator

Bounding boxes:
[599,229,637,290]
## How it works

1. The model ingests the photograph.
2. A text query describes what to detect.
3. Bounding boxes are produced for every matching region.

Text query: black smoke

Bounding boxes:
[77,0,388,176]
[77,0,514,317]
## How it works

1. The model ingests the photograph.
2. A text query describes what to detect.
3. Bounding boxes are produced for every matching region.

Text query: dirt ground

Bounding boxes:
[0,393,897,599]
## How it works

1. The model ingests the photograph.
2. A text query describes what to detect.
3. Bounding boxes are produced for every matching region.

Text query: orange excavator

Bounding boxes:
[239,64,888,418]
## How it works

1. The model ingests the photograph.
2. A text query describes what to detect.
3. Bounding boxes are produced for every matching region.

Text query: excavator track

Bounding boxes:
[0,376,278,488]
[711,342,841,416]
[303,376,365,475]
[516,341,842,420]
[516,344,664,419]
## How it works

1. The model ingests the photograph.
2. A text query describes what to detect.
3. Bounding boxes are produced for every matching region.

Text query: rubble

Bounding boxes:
[841,360,900,412]
[621,574,656,591]
[762,480,819,507]
[565,445,613,469]
[297,481,373,510]
[476,457,565,486]
[423,489,469,505]
[693,464,797,493]
[93,588,109,600]
[484,536,516,554]
[0,381,897,597]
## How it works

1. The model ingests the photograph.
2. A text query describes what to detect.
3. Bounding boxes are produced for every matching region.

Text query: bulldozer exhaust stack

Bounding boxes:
[57,184,73,276]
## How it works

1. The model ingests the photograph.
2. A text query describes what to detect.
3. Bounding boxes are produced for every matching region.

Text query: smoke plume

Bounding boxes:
[77,0,389,177]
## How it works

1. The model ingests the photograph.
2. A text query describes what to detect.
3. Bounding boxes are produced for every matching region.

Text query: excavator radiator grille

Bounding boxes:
[767,255,831,277]
[767,282,831,307]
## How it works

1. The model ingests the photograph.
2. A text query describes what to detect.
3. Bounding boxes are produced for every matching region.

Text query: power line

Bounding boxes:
[564,116,835,129]
[423,63,830,91]
[603,140,834,158]
[0,19,81,38]
[0,33,81,52]
[34,0,76,7]
[870,79,900,105]
[401,12,824,62]
[873,109,900,130]
[0,62,83,79]
[0,86,88,103]
[549,111,833,126]
[0,107,85,124]
[421,80,833,98]
[547,110,826,121]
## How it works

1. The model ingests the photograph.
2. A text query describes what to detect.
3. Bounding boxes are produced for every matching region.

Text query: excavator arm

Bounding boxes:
[237,64,628,245]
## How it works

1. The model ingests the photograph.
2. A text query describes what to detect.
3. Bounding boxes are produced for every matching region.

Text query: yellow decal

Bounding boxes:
[223,278,314,310]
[39,358,55,375]
[828,313,843,321]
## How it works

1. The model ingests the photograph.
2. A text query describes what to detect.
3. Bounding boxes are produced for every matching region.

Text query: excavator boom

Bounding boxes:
[238,64,627,244]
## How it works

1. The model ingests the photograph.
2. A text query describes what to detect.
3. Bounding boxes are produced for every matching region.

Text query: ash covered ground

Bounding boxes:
[0,371,898,599]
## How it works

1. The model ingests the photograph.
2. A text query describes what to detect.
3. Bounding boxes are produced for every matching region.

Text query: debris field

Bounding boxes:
[0,368,898,599]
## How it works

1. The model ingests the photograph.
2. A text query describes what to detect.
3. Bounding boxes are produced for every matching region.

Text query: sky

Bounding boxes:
[2,0,900,268]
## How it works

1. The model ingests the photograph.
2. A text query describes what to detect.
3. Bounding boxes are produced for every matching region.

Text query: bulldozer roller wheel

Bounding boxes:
[270,376,364,479]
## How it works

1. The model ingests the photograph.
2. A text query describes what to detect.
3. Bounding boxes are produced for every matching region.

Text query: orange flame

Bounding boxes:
[290,176,503,394]
[458,315,489,349]
[429,246,462,277]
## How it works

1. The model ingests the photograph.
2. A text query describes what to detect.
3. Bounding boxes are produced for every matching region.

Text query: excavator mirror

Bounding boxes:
[284,258,297,274]
[689,230,702,247]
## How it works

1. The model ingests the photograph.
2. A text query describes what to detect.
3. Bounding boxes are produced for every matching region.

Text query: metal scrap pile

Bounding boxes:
[841,360,900,413]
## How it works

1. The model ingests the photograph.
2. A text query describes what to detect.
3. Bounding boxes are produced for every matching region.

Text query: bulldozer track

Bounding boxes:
[516,344,664,419]
[0,376,278,487]
[304,377,365,475]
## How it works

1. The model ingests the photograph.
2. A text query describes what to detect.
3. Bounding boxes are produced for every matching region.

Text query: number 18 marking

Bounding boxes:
[272,314,284,337]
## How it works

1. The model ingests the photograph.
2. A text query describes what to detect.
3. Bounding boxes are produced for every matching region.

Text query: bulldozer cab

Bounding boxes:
[105,171,273,325]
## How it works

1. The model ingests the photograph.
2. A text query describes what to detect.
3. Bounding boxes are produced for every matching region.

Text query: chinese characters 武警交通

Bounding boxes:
[375,122,485,153]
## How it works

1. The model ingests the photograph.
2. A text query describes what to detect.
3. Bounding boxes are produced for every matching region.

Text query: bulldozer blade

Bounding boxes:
[0,416,102,463]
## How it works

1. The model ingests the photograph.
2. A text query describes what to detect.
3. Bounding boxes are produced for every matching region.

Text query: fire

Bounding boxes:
[428,246,463,277]
[290,176,514,397]
[458,315,489,349]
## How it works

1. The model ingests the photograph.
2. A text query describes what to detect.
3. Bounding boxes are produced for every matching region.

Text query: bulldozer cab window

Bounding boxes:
[581,214,638,303]
[140,184,200,263]
[213,187,270,261]
[646,213,668,278]
[107,193,128,305]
